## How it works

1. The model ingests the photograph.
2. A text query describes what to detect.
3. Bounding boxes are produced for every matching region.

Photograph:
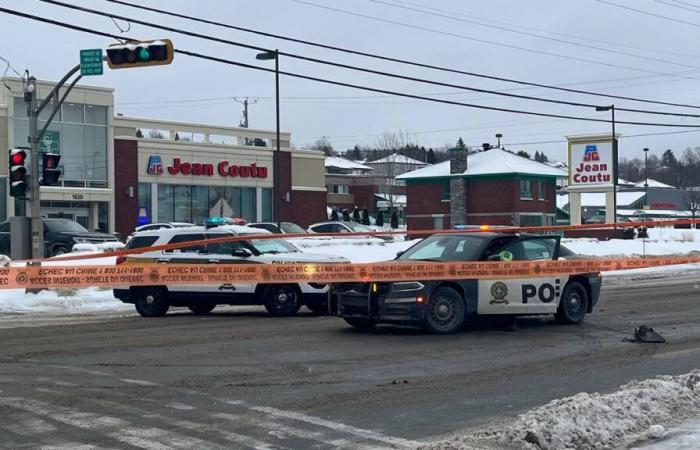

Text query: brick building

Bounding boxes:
[397,148,567,230]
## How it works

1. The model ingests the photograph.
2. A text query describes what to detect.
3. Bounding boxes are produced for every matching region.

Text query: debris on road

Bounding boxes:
[623,325,667,344]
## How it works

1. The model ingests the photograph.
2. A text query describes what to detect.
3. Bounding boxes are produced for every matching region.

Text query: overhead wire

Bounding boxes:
[97,0,700,110]
[597,0,700,29]
[6,6,700,128]
[37,0,700,119]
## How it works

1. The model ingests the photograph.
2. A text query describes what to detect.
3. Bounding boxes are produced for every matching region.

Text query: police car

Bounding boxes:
[114,220,348,317]
[334,232,601,334]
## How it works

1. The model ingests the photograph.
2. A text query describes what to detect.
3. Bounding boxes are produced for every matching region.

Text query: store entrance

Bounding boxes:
[43,207,90,229]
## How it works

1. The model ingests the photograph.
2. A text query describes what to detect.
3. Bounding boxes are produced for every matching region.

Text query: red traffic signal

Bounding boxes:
[9,148,28,197]
[41,152,61,186]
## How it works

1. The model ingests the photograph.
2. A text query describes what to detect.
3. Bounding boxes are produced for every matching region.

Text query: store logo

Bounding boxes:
[162,157,269,178]
[583,144,600,162]
[147,155,163,175]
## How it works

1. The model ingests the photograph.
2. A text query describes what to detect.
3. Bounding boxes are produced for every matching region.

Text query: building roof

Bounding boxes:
[397,148,567,180]
[374,193,407,205]
[324,156,373,171]
[556,191,646,209]
[633,178,674,189]
[368,153,428,165]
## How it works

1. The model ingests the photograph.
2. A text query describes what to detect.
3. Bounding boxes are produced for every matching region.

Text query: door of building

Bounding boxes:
[43,207,90,229]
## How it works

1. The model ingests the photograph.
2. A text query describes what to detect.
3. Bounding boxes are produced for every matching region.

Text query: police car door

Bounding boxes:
[204,237,258,296]
[478,236,564,315]
[161,233,215,294]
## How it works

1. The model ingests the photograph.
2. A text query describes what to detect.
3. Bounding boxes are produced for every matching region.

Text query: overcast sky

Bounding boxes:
[3,0,700,162]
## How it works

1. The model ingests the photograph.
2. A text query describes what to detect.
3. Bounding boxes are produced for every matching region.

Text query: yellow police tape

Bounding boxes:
[1,256,699,290]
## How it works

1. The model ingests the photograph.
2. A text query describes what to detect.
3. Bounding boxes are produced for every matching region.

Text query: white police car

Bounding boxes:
[114,220,348,317]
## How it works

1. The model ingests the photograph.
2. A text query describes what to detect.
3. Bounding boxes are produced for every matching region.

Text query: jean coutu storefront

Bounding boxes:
[112,117,327,237]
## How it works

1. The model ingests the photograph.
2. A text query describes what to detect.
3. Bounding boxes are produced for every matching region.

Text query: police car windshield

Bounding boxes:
[248,239,298,254]
[398,235,485,261]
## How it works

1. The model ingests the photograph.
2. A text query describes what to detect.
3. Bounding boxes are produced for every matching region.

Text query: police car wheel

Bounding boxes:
[425,287,465,334]
[264,285,302,316]
[134,287,169,317]
[188,303,216,315]
[555,282,589,325]
[344,318,376,330]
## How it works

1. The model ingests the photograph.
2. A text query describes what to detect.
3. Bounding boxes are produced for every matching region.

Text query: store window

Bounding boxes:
[157,184,175,222]
[520,180,532,200]
[241,187,257,222]
[98,202,108,232]
[261,188,273,222]
[174,185,192,223]
[138,183,152,222]
[191,185,209,226]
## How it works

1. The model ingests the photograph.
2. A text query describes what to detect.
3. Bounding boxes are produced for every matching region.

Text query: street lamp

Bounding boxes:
[256,49,280,227]
[596,105,617,225]
[495,133,503,149]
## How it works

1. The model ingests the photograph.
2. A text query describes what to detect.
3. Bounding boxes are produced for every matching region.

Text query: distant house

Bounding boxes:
[365,152,428,177]
[398,148,566,229]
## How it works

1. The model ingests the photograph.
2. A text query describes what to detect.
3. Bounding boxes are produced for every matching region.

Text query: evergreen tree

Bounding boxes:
[534,151,541,162]
[517,150,531,159]
[136,128,144,138]
[456,137,466,148]
[361,207,370,225]
[390,211,399,229]
[330,209,339,221]
[662,149,678,168]
[174,132,180,141]
[352,207,361,222]
[426,148,436,164]
[376,211,384,227]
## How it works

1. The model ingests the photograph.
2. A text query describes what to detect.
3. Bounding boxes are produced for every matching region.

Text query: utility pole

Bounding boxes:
[234,97,258,128]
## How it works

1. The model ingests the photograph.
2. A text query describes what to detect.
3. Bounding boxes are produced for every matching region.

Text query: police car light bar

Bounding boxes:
[203,217,232,228]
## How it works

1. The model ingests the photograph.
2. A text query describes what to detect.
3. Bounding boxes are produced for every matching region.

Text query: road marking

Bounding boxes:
[110,427,226,450]
[166,402,195,410]
[652,347,700,359]
[121,378,159,386]
[235,403,420,448]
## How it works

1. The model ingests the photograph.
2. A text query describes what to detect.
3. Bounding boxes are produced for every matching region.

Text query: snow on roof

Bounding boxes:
[374,193,407,204]
[556,191,646,208]
[368,153,427,165]
[618,178,635,186]
[633,178,674,189]
[397,148,567,180]
[325,156,373,171]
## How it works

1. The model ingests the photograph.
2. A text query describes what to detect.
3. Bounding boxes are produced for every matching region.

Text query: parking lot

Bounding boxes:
[1,274,700,449]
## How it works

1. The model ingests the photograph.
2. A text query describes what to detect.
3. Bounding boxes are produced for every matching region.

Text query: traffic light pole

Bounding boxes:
[25,64,81,259]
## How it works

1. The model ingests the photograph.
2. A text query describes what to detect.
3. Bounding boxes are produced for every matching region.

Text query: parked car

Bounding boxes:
[114,223,349,317]
[248,222,307,234]
[334,232,602,334]
[307,221,393,241]
[0,218,119,257]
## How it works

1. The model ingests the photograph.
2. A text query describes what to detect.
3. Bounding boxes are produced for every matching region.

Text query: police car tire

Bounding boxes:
[188,303,216,315]
[134,287,169,318]
[425,287,465,334]
[555,282,588,325]
[344,318,377,330]
[263,285,302,316]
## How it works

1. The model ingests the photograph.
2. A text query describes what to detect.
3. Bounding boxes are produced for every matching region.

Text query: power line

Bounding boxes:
[6,7,700,130]
[289,0,700,82]
[388,0,700,60]
[654,0,700,12]
[39,0,700,119]
[368,0,700,71]
[97,0,700,110]
[597,0,700,28]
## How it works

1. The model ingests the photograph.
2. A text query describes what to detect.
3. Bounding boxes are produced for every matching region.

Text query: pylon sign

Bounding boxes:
[568,140,614,187]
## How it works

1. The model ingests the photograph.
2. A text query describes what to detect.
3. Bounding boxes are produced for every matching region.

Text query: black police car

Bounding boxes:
[335,232,602,334]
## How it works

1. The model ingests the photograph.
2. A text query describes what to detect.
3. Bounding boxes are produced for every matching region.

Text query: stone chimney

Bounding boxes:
[449,147,468,227]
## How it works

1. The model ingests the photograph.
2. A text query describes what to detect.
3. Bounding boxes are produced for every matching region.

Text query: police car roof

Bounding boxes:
[131,224,272,237]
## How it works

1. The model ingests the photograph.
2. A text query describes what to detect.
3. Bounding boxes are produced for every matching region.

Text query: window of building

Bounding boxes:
[261,188,273,222]
[442,182,450,201]
[520,180,532,200]
[0,178,6,223]
[331,184,349,194]
[174,185,192,223]
[157,184,175,222]
[433,216,444,230]
[191,185,209,226]
[537,180,546,200]
[519,214,543,227]
[241,187,257,222]
[138,183,152,222]
[62,103,84,123]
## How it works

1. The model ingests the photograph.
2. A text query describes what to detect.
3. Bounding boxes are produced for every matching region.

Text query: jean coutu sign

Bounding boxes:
[568,141,614,187]
[146,155,268,178]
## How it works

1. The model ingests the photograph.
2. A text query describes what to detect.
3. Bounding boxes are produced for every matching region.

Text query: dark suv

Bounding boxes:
[0,218,118,257]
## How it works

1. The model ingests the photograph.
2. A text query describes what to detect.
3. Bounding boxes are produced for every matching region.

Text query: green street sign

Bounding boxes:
[39,130,60,154]
[80,48,103,76]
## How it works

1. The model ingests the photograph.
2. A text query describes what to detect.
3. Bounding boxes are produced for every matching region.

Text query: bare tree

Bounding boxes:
[685,189,700,226]
[374,131,414,216]
[311,136,334,156]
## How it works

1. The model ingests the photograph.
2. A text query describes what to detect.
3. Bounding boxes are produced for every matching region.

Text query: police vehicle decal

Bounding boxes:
[477,276,569,314]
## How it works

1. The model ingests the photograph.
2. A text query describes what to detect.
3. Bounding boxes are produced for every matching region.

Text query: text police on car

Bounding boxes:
[333,232,602,334]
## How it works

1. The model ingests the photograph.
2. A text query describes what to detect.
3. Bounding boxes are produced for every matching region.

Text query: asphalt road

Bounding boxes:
[2,274,700,449]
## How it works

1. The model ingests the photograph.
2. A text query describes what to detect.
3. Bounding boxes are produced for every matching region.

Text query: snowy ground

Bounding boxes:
[422,371,700,450]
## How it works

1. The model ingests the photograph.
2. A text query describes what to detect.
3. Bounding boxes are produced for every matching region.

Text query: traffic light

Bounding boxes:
[41,152,61,186]
[106,39,174,69]
[9,148,27,198]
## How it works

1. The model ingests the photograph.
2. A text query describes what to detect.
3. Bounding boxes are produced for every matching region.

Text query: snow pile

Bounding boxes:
[72,241,125,253]
[0,254,9,267]
[423,371,700,450]
[294,239,417,263]
[0,287,130,313]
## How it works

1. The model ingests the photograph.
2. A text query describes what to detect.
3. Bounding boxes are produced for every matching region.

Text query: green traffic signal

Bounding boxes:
[106,39,174,69]
[139,47,150,61]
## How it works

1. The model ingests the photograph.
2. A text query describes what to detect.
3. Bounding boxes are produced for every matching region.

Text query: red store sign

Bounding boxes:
[154,157,268,178]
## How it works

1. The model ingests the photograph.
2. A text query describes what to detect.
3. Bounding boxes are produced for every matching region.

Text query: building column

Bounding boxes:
[150,183,158,223]
[256,187,263,222]
[605,190,615,224]
[90,202,99,231]
[570,192,582,225]
[448,146,468,227]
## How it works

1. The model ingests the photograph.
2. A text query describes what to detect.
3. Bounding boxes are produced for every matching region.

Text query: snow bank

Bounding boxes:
[0,287,129,313]
[72,241,125,253]
[423,371,700,450]
[293,239,418,263]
